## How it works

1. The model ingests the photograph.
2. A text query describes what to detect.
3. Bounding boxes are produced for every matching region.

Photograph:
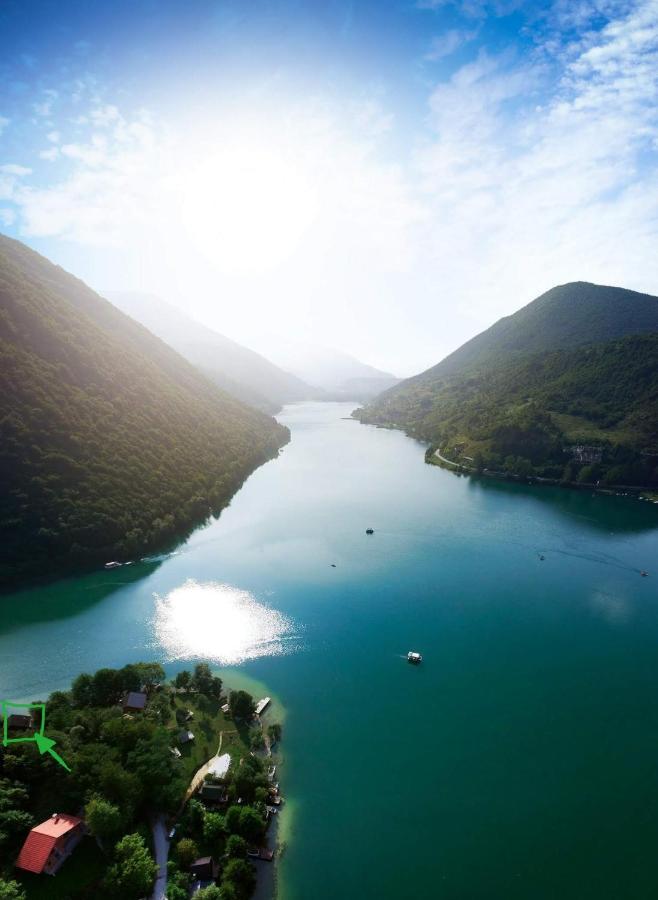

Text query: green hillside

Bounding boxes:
[0,235,289,585]
[357,283,658,488]
[106,291,317,413]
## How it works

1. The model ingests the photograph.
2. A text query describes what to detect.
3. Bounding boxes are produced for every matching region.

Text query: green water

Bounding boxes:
[2,401,658,898]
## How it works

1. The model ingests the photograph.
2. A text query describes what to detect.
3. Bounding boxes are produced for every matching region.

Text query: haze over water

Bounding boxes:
[2,402,658,898]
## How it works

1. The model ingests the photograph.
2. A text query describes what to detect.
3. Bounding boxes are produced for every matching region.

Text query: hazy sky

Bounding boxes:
[1,0,658,375]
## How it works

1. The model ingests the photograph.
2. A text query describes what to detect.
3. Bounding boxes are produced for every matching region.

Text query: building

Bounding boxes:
[199,783,229,806]
[567,445,603,464]
[15,814,85,876]
[121,691,147,712]
[190,856,219,881]
[255,697,271,716]
[178,730,195,744]
[190,856,219,893]
[7,713,33,730]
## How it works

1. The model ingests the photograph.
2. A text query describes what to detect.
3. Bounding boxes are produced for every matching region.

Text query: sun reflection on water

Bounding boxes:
[152,579,295,664]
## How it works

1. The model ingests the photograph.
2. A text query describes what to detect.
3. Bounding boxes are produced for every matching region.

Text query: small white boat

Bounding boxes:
[104,561,122,570]
[407,651,422,664]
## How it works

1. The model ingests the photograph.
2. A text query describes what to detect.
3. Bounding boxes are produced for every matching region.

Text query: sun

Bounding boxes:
[176,141,319,274]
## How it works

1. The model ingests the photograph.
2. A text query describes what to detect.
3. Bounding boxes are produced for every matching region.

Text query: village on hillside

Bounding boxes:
[0,663,283,900]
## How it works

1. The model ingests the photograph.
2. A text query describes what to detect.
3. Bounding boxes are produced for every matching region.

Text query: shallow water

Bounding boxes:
[2,401,658,898]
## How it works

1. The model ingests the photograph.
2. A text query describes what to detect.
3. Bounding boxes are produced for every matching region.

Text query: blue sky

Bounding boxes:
[1,0,657,373]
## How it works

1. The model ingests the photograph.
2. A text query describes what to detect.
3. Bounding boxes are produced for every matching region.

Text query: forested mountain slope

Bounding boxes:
[357,283,658,487]
[0,235,289,584]
[106,291,316,413]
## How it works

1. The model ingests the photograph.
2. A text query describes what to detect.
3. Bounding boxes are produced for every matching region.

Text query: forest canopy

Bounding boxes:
[0,235,289,584]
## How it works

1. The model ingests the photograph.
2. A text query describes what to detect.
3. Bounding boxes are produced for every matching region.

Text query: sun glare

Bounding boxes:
[152,578,295,664]
[176,143,319,273]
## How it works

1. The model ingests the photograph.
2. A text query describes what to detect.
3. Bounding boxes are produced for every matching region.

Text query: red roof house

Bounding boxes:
[16,814,85,875]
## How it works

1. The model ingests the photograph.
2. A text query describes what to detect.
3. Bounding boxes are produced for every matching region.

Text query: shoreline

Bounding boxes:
[427,446,658,503]
[212,668,287,900]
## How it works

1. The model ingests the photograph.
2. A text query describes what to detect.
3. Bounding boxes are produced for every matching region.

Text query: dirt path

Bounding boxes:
[181,729,236,808]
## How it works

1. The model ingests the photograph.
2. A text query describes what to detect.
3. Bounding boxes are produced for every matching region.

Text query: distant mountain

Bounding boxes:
[264,342,399,398]
[357,282,658,488]
[0,235,288,584]
[105,292,316,413]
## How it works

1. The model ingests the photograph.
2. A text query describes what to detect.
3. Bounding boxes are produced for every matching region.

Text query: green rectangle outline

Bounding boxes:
[1,700,46,745]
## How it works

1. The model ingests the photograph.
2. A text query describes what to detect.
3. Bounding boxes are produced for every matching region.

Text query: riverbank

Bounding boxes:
[428,446,658,504]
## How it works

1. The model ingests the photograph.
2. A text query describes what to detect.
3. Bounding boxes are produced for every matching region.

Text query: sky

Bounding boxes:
[1,0,658,375]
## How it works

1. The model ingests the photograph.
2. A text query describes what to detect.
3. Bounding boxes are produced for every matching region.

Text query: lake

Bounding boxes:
[2,401,658,899]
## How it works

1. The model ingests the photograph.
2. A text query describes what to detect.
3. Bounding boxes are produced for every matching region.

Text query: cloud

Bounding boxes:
[417,0,527,17]
[4,0,658,372]
[0,209,15,226]
[414,0,658,329]
[0,164,32,176]
[424,29,478,60]
[33,89,59,118]
[0,115,8,135]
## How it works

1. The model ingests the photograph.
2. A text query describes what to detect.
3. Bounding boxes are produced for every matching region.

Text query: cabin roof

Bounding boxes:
[16,815,82,874]
[122,691,147,709]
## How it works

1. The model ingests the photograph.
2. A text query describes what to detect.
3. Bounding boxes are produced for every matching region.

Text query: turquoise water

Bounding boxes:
[2,402,658,898]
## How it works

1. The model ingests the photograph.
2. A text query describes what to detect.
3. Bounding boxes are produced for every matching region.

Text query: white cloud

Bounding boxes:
[0,164,32,176]
[5,0,658,373]
[417,0,526,17]
[39,147,60,161]
[0,115,9,135]
[414,0,658,336]
[425,29,478,60]
[33,89,59,118]
[0,209,15,226]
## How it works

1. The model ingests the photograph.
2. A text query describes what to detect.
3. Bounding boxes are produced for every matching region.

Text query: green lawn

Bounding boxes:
[18,837,106,899]
[167,693,251,785]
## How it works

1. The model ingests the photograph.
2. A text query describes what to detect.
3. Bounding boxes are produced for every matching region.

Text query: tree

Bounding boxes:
[91,668,123,706]
[174,670,191,690]
[224,805,242,834]
[132,662,164,687]
[165,862,190,900]
[228,690,255,721]
[0,778,33,858]
[267,723,282,744]
[225,834,248,859]
[192,663,214,695]
[195,887,223,900]
[249,727,264,751]
[85,795,123,845]
[175,837,198,868]
[220,859,255,899]
[237,806,265,845]
[0,881,26,900]
[203,811,225,845]
[104,833,157,899]
[71,672,94,707]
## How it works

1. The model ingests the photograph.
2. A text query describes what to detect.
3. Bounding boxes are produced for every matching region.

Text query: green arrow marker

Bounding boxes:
[34,733,71,772]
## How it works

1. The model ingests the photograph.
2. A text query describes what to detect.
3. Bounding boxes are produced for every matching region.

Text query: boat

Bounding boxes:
[641,570,649,577]
[366,528,374,535]
[539,554,545,561]
[104,561,122,570]
[407,651,422,664]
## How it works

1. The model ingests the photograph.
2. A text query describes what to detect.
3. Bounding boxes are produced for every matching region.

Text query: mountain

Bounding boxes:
[105,292,316,413]
[262,342,399,398]
[0,234,289,585]
[356,282,658,487]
